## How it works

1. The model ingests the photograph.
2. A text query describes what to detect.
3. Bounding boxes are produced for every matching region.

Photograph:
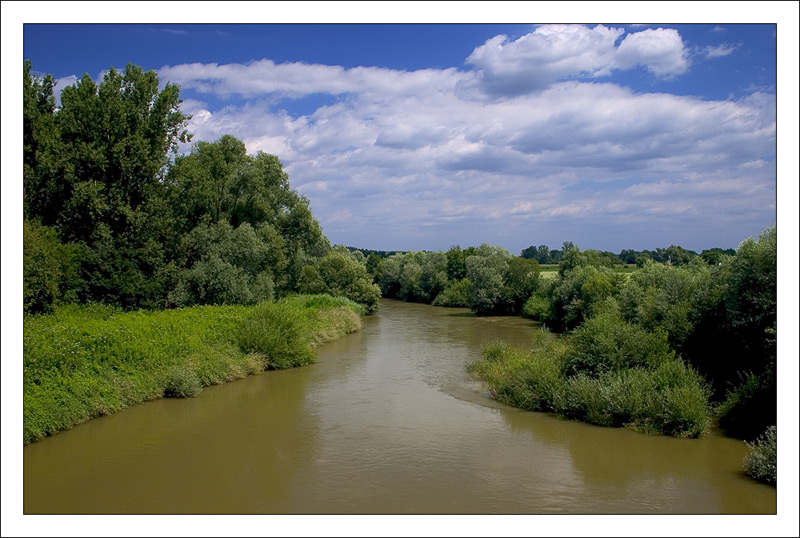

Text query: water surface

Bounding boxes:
[23,299,776,514]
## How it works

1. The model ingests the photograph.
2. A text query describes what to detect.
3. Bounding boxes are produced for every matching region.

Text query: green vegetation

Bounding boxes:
[23,61,379,316]
[469,315,712,438]
[298,247,381,314]
[743,426,777,486]
[473,227,775,451]
[377,244,539,316]
[23,295,363,444]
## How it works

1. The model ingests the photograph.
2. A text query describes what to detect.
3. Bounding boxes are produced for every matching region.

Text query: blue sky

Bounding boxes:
[9,8,793,256]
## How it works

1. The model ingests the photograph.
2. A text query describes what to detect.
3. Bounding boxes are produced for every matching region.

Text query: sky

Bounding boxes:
[13,16,790,255]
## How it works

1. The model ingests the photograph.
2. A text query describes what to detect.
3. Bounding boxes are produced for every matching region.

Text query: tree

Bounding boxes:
[168,221,277,307]
[166,135,331,294]
[23,221,82,314]
[299,251,381,313]
[466,244,512,315]
[24,61,192,308]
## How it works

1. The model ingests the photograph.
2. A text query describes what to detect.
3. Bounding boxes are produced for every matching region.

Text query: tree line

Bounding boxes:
[23,61,380,316]
[521,242,736,266]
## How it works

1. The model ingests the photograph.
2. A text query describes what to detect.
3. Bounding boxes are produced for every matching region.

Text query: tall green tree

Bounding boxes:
[24,61,192,308]
[166,135,331,295]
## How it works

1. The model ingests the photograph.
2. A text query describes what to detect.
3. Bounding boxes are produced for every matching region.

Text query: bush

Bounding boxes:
[521,292,550,321]
[23,220,81,314]
[24,296,365,444]
[169,222,278,307]
[743,426,777,486]
[468,329,711,437]
[299,251,381,314]
[547,265,623,331]
[432,278,472,307]
[565,305,674,376]
[238,301,315,369]
[468,338,565,412]
[717,371,777,440]
[618,260,713,352]
[163,365,203,398]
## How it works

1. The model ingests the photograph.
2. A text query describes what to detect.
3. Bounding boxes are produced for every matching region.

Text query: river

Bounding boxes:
[23,299,776,515]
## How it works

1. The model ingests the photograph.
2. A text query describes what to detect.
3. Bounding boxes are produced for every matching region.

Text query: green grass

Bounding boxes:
[23,295,363,444]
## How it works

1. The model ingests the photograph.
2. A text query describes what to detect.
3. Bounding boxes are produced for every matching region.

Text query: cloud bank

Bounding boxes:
[155,24,774,252]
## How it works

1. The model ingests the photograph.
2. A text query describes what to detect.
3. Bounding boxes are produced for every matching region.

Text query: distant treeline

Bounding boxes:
[520,243,735,266]
[348,243,736,268]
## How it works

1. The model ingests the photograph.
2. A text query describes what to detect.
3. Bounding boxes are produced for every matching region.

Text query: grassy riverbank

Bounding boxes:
[23,294,364,444]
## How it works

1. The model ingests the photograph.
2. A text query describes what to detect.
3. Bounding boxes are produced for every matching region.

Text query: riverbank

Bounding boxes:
[23,294,364,444]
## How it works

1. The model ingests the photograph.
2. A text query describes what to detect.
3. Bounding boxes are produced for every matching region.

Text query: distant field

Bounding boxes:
[539,264,637,279]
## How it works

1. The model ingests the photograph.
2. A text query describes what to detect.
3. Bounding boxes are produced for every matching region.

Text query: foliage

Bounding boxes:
[716,371,776,440]
[168,221,278,307]
[379,250,448,303]
[23,220,82,314]
[546,264,624,331]
[24,61,192,309]
[618,260,713,352]
[465,244,540,315]
[521,291,552,321]
[446,245,477,280]
[432,278,473,307]
[743,426,777,486]
[24,61,333,311]
[468,331,711,437]
[565,302,675,376]
[163,365,203,398]
[165,135,331,294]
[298,250,381,314]
[24,295,364,444]
[465,244,512,315]
[682,226,776,437]
[237,301,315,369]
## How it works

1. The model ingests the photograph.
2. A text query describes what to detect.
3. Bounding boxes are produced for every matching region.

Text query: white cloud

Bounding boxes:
[463,25,689,97]
[703,43,739,59]
[153,25,774,252]
[615,28,689,77]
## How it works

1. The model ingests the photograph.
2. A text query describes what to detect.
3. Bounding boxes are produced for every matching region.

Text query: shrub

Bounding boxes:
[717,371,777,440]
[565,305,674,376]
[468,329,711,437]
[521,292,550,321]
[238,301,315,369]
[432,278,472,307]
[163,364,203,398]
[743,426,777,486]
[299,251,381,314]
[24,296,365,444]
[23,220,81,314]
[547,264,623,331]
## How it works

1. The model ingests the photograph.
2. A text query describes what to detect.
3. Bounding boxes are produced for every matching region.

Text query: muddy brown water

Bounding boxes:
[23,299,776,514]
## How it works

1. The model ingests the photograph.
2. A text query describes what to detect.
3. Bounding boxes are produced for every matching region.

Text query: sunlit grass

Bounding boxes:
[23,295,363,444]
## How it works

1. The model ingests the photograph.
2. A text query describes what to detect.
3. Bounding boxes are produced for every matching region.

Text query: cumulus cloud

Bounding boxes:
[152,25,774,252]
[463,25,689,97]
